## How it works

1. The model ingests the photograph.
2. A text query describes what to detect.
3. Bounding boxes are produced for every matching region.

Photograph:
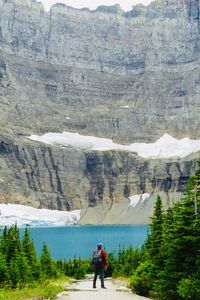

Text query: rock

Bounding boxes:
[0,0,199,223]
[0,134,198,223]
[0,0,199,142]
[116,287,131,292]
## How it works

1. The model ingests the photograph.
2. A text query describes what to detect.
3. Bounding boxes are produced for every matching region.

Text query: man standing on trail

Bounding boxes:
[92,242,108,289]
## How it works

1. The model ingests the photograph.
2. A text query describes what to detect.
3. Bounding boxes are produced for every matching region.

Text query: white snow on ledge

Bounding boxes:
[37,0,153,13]
[0,204,80,227]
[28,132,200,159]
[129,193,150,208]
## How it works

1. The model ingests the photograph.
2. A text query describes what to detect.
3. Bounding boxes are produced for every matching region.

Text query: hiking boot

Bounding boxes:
[93,286,96,289]
[101,286,107,289]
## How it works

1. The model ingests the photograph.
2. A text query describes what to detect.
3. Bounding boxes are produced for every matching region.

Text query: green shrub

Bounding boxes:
[177,277,200,300]
[129,260,155,297]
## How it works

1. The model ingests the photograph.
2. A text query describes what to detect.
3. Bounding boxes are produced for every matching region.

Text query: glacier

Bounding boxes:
[0,204,81,227]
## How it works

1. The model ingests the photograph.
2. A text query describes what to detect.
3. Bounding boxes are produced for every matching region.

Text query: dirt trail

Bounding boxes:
[56,276,152,300]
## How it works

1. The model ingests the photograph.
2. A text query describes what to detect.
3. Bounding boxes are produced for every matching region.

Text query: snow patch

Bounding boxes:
[28,132,200,159]
[0,204,80,227]
[38,0,153,13]
[119,105,130,108]
[129,193,150,207]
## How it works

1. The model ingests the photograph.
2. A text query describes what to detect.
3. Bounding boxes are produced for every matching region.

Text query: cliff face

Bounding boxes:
[0,133,198,223]
[0,0,200,142]
[0,135,87,210]
[0,0,199,223]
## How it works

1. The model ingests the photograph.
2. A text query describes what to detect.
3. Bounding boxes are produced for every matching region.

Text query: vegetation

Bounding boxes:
[106,161,200,300]
[0,224,91,299]
[105,246,142,278]
[0,161,199,299]
[128,160,200,300]
[0,277,69,300]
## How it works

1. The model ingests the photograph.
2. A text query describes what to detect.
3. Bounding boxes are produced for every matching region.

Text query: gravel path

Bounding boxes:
[56,276,152,300]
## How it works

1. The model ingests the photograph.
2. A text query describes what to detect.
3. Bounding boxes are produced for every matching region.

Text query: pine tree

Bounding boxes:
[154,206,178,299]
[129,195,164,297]
[8,242,32,288]
[152,161,200,300]
[3,224,21,264]
[0,226,8,253]
[146,195,164,266]
[173,161,200,299]
[40,242,57,278]
[0,251,9,286]
[8,250,21,288]
[22,226,38,279]
[17,247,32,286]
[129,161,200,299]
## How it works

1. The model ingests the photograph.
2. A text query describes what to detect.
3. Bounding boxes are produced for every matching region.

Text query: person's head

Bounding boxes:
[97,242,103,250]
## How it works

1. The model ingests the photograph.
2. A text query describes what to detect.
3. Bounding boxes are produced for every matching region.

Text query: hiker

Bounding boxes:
[92,242,108,289]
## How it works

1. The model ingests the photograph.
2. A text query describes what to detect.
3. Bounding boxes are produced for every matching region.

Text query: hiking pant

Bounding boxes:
[93,268,105,288]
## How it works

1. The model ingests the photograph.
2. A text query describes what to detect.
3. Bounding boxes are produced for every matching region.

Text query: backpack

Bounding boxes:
[92,250,102,266]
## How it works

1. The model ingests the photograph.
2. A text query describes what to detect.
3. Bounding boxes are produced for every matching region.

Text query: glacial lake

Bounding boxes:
[19,225,149,259]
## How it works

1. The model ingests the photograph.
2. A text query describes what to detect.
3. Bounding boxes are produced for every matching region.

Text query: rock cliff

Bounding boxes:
[0,0,199,223]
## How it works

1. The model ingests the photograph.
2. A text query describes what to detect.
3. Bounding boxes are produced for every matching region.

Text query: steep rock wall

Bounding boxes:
[0,0,199,222]
[0,134,198,223]
[0,135,88,210]
[0,0,199,142]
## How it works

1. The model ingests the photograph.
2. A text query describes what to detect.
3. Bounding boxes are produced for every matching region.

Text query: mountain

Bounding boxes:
[0,0,199,224]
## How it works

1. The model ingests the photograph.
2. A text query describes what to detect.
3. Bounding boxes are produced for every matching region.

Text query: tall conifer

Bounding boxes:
[0,251,9,285]
[146,195,164,266]
[22,226,38,279]
[40,242,57,278]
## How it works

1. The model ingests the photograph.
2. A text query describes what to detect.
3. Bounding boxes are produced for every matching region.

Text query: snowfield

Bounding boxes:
[0,195,151,227]
[28,132,200,159]
[0,204,80,227]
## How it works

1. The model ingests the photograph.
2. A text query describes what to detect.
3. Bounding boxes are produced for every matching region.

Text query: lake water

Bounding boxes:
[20,225,149,259]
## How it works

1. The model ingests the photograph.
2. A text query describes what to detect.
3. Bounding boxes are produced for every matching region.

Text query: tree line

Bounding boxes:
[0,224,92,288]
[0,161,199,299]
[127,160,200,299]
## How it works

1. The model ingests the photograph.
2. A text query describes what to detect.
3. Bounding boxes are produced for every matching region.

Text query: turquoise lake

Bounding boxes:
[20,225,149,259]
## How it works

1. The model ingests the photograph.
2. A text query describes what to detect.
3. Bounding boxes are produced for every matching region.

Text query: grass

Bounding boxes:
[0,277,72,300]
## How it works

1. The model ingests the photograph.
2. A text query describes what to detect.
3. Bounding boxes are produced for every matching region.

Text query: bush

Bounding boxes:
[177,277,200,300]
[129,260,155,297]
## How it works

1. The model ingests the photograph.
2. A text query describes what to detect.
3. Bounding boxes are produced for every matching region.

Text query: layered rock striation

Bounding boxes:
[0,133,198,223]
[0,0,199,223]
[0,0,200,141]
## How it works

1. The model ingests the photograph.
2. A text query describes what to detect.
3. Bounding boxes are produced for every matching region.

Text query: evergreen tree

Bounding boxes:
[130,195,164,297]
[3,224,21,263]
[22,226,38,279]
[17,247,32,286]
[40,242,57,278]
[8,250,21,288]
[146,195,164,265]
[153,206,177,299]
[0,226,7,254]
[164,161,200,300]
[112,246,142,278]
[130,161,200,300]
[8,244,32,288]
[0,251,9,286]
